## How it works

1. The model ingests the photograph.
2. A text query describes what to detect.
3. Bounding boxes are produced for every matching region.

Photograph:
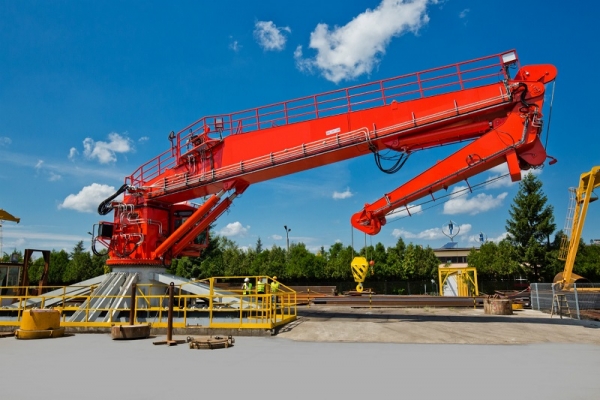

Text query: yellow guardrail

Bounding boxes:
[0,276,296,330]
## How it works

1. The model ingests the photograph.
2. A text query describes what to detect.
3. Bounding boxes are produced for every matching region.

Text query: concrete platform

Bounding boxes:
[1,307,599,400]
[278,305,600,344]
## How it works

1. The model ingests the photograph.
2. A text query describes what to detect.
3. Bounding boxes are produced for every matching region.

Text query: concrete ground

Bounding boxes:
[279,305,600,344]
[1,306,600,400]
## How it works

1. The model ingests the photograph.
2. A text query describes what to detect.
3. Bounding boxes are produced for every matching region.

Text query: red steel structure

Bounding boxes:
[92,50,557,266]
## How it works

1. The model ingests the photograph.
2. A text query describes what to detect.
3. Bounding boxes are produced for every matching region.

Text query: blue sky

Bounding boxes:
[1,0,599,256]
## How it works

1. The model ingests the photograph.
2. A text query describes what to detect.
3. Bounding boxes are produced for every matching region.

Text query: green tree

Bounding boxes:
[402,244,417,279]
[91,248,108,277]
[416,246,441,280]
[505,173,556,281]
[27,256,45,283]
[285,243,315,280]
[63,241,94,283]
[49,250,70,285]
[326,242,353,280]
[255,237,263,254]
[383,238,406,279]
[468,240,523,278]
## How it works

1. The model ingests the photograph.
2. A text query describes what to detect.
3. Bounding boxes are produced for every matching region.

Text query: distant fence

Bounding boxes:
[530,283,600,319]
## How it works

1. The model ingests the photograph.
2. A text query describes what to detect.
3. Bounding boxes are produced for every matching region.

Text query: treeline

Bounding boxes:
[468,233,600,283]
[3,231,600,289]
[168,236,441,283]
[2,241,108,286]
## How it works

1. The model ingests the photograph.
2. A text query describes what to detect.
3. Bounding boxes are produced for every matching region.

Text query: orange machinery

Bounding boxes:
[91,50,557,267]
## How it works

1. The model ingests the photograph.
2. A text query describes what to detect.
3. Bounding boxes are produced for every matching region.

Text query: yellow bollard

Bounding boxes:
[15,309,65,339]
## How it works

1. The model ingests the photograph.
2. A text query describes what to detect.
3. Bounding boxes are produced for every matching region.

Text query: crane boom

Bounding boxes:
[0,209,20,223]
[92,50,558,266]
[555,167,600,288]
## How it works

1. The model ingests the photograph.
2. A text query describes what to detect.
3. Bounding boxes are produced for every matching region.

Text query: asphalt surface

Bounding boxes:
[1,306,599,400]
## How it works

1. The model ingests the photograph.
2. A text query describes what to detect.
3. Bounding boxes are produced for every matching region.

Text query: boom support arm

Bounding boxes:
[351,73,554,234]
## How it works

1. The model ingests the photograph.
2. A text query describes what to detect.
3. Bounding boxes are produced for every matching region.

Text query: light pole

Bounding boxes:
[283,225,291,252]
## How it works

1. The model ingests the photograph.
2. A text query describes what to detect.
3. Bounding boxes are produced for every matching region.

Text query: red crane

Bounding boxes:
[92,50,557,267]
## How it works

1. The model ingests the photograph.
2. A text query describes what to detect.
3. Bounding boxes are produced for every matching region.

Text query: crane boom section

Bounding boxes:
[94,51,558,266]
[556,166,600,288]
[141,83,511,204]
[0,209,20,223]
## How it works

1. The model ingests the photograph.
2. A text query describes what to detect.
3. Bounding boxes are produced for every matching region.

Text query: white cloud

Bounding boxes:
[459,8,469,18]
[32,159,61,181]
[229,36,242,52]
[332,187,353,200]
[295,0,434,83]
[219,221,250,237]
[254,21,291,51]
[59,183,122,213]
[443,186,508,215]
[392,227,444,240]
[2,227,89,251]
[271,234,283,240]
[0,137,11,146]
[68,147,78,161]
[489,232,509,243]
[48,172,62,181]
[522,168,542,178]
[467,231,508,244]
[138,136,149,143]
[82,132,133,164]
[392,223,472,240]
[0,148,126,181]
[485,163,543,189]
[386,204,422,219]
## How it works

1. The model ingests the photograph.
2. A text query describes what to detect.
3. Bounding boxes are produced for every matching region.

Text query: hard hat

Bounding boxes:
[244,278,249,282]
[273,276,277,280]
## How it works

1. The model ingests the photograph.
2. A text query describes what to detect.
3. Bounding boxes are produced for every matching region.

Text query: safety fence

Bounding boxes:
[530,283,600,319]
[0,276,297,331]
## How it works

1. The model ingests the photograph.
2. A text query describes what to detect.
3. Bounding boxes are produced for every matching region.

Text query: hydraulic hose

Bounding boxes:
[98,184,129,215]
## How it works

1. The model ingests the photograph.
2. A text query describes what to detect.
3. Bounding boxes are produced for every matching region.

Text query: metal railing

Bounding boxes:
[0,276,297,330]
[530,282,600,319]
[127,50,518,187]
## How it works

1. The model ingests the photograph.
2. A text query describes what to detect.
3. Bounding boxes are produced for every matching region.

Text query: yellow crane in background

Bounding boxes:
[0,209,20,258]
[555,167,600,289]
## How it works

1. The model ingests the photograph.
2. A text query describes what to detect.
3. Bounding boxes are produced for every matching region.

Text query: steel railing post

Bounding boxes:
[129,283,137,325]
[574,283,580,320]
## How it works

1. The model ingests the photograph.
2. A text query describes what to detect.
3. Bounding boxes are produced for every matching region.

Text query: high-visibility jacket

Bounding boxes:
[257,281,265,294]
[243,282,253,295]
[270,281,279,293]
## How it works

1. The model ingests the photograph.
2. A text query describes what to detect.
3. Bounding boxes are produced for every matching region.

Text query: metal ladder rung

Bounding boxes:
[551,294,571,319]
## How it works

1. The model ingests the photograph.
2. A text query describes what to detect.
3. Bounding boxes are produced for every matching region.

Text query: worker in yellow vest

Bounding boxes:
[270,276,280,304]
[256,278,266,295]
[242,278,252,295]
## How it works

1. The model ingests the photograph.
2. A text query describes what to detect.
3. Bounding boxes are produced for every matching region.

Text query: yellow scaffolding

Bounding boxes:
[438,266,479,297]
[0,275,296,331]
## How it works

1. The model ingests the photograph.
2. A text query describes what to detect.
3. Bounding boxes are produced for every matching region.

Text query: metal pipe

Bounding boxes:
[167,282,174,342]
[129,283,137,325]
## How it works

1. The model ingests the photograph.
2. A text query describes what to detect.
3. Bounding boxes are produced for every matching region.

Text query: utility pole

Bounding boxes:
[283,225,291,253]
